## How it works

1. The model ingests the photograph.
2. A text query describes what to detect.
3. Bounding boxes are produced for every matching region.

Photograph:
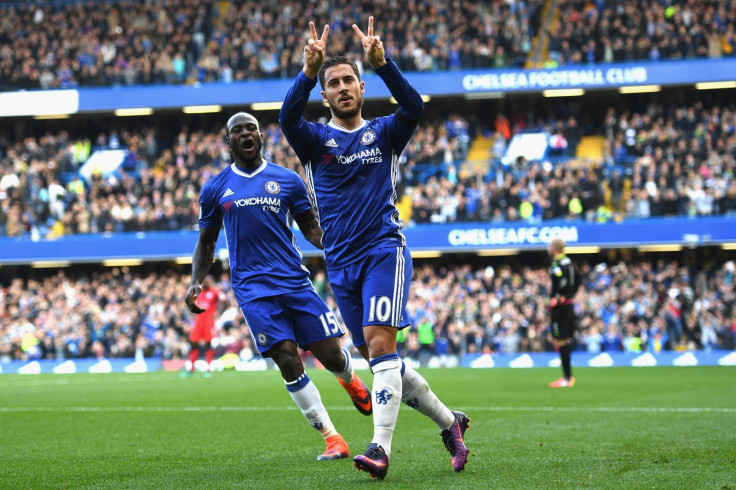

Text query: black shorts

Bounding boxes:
[551,304,577,339]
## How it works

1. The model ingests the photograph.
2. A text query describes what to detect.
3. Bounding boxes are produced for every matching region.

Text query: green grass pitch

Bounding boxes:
[1,366,734,489]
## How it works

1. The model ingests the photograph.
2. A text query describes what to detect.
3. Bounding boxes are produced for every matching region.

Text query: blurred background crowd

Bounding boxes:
[1,0,735,364]
[3,0,734,90]
[410,103,736,224]
[1,0,540,90]
[549,0,735,65]
[2,255,734,362]
[2,99,734,238]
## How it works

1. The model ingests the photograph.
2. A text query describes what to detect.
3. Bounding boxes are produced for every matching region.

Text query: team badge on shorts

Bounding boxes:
[257,332,268,346]
[265,181,280,194]
[360,129,376,145]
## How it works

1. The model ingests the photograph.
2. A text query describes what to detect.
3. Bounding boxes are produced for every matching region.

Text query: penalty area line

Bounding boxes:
[0,406,734,413]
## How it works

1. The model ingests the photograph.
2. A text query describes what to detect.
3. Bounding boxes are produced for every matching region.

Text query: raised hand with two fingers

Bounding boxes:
[303,21,329,79]
[352,16,386,69]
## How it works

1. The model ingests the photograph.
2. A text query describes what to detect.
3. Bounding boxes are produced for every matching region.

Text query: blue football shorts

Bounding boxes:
[240,289,344,356]
[328,245,412,348]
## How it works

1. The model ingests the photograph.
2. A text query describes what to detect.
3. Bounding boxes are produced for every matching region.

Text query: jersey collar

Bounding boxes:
[231,161,266,178]
[327,118,367,133]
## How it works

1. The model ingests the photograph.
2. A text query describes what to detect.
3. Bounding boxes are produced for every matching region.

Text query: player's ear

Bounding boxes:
[360,80,365,95]
[320,90,328,103]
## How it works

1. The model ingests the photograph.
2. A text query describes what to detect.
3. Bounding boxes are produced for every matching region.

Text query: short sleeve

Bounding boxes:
[198,180,222,230]
[289,171,314,217]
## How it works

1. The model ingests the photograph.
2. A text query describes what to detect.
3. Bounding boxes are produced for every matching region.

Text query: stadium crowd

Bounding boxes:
[401,256,736,358]
[0,127,223,237]
[548,0,736,65]
[1,256,734,362]
[0,0,215,91]
[0,0,540,90]
[2,99,735,237]
[0,114,467,237]
[3,0,734,90]
[411,103,736,223]
[204,0,539,83]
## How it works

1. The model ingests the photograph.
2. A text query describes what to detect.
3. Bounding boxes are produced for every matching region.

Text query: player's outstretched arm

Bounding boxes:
[303,21,329,79]
[185,225,221,314]
[295,208,324,250]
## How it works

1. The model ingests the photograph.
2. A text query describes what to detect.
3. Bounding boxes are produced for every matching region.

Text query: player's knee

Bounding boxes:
[366,335,395,358]
[364,325,398,358]
[270,342,303,381]
[308,339,345,372]
[319,350,346,373]
[276,356,303,381]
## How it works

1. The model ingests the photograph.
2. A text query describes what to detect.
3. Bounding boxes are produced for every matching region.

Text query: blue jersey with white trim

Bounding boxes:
[280,59,423,269]
[198,161,314,304]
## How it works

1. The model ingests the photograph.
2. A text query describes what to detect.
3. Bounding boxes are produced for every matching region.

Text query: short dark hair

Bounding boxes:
[318,56,361,89]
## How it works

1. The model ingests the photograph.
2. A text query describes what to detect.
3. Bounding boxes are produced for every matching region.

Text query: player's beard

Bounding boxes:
[329,97,363,121]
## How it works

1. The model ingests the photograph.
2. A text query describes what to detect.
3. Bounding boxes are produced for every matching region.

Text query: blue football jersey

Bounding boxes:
[199,161,314,304]
[280,59,423,269]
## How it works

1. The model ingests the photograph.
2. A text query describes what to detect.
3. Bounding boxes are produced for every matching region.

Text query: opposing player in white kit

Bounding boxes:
[280,18,470,479]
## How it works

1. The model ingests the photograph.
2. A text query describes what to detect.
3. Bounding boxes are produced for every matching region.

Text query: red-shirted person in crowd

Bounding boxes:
[182,275,224,377]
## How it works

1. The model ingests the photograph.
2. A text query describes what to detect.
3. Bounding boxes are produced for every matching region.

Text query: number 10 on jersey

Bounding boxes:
[368,295,391,323]
[320,311,343,336]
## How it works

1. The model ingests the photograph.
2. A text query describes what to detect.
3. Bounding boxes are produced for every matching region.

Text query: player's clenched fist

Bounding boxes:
[303,21,329,79]
[185,282,206,314]
[353,16,386,69]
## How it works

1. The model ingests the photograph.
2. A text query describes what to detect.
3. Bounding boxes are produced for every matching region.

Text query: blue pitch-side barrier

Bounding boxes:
[1,217,735,264]
[0,358,270,375]
[461,350,736,368]
[2,58,735,116]
[1,350,734,374]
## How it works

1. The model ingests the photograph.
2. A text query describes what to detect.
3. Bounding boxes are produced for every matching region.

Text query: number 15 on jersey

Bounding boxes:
[320,311,343,337]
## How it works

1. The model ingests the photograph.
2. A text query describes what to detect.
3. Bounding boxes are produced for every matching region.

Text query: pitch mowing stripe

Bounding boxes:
[0,374,178,387]
[0,406,734,413]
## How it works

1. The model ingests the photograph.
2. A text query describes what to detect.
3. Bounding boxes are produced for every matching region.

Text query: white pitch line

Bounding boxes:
[0,406,734,413]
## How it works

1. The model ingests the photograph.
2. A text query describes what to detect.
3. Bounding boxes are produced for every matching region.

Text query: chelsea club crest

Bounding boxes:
[257,332,268,346]
[360,129,377,145]
[265,180,280,194]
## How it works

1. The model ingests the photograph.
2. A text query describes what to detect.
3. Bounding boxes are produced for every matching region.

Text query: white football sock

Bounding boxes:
[331,347,355,384]
[369,354,403,456]
[401,362,455,431]
[286,373,338,440]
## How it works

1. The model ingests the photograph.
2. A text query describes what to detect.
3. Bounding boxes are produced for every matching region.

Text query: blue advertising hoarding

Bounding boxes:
[406,216,735,252]
[1,58,734,116]
[0,217,734,264]
[1,350,734,375]
[460,350,736,368]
